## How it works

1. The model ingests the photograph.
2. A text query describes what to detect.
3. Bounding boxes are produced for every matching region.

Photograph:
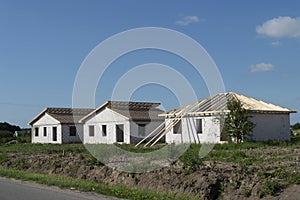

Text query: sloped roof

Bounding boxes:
[80,101,164,122]
[29,108,94,125]
[162,92,296,117]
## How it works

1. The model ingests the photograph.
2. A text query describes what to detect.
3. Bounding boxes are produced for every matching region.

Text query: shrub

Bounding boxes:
[0,130,13,138]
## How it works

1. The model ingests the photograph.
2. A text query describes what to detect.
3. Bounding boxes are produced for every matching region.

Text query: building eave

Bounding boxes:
[28,108,48,126]
[79,101,109,123]
[162,109,296,118]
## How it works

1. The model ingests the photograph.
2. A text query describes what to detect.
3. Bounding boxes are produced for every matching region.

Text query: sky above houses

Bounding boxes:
[0,0,300,127]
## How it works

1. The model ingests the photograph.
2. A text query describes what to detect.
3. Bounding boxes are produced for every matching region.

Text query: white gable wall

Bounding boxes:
[166,116,221,144]
[83,108,130,144]
[33,113,59,125]
[31,114,62,144]
[250,113,291,141]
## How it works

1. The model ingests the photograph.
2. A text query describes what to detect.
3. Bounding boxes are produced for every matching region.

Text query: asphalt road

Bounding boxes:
[0,178,122,200]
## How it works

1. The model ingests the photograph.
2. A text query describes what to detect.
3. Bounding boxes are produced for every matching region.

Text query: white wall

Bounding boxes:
[250,113,291,141]
[31,114,62,144]
[165,113,292,144]
[165,116,221,144]
[31,114,84,144]
[32,126,63,144]
[83,108,164,144]
[83,108,130,144]
[61,124,84,143]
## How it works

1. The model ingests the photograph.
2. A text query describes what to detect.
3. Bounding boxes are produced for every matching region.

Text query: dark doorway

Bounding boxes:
[116,124,124,142]
[52,127,57,142]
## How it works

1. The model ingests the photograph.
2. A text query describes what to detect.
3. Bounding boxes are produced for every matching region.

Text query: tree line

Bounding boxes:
[0,122,21,133]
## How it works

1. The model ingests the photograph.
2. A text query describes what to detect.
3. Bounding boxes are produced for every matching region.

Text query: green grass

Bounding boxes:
[257,168,300,186]
[257,181,282,198]
[179,144,254,168]
[179,144,203,174]
[0,153,8,162]
[115,143,166,153]
[0,167,199,200]
[0,143,86,154]
[178,135,300,170]
[1,134,299,154]
[0,133,31,144]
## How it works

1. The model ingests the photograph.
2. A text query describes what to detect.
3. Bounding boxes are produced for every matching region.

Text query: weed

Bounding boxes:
[240,185,251,197]
[54,161,62,169]
[258,181,282,197]
[240,163,248,174]
[134,176,140,185]
[68,165,79,175]
[85,155,103,166]
[14,158,30,170]
[288,174,300,185]
[257,169,267,178]
[116,143,165,153]
[180,144,203,174]
[230,178,240,189]
[79,154,85,160]
[0,153,8,162]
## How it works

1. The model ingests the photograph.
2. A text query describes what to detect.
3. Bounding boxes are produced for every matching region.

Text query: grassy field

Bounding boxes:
[0,143,86,153]
[0,135,299,168]
[0,133,299,152]
[180,134,300,166]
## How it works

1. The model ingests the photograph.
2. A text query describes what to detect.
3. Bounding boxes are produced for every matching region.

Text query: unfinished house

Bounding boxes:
[29,108,93,144]
[80,101,164,144]
[159,92,296,144]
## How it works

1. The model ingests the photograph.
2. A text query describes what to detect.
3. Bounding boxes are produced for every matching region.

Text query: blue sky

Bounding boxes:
[0,0,300,127]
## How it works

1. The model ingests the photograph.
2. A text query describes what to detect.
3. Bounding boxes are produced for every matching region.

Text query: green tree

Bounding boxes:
[224,98,255,143]
[0,122,21,132]
[292,122,300,130]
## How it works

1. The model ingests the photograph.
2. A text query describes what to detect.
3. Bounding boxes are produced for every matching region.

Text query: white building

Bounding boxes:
[80,101,164,144]
[162,92,296,144]
[29,108,93,144]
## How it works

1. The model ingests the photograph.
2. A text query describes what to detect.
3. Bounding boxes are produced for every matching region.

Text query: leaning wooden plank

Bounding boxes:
[150,118,182,147]
[143,117,181,147]
[135,122,165,147]
[144,102,196,147]
[150,101,201,147]
[137,102,195,147]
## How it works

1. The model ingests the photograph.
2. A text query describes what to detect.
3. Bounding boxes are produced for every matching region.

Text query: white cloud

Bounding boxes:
[250,63,275,73]
[175,16,200,26]
[271,41,281,46]
[256,16,300,38]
